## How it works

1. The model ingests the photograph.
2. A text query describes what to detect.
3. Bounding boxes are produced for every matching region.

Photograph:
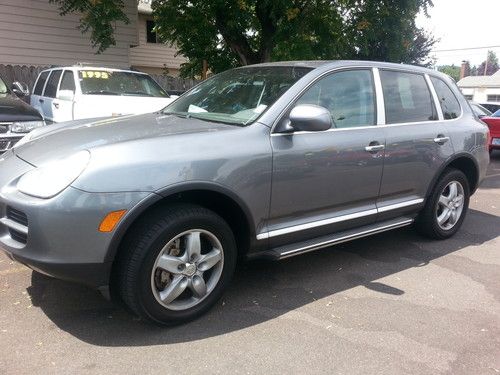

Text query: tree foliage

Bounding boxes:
[437,64,461,82]
[50,0,436,77]
[477,50,499,76]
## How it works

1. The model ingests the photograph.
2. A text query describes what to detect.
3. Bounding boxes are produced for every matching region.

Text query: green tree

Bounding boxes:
[477,50,499,76]
[50,0,436,77]
[437,64,461,81]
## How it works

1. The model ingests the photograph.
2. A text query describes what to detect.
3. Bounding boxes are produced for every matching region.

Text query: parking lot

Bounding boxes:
[0,154,498,375]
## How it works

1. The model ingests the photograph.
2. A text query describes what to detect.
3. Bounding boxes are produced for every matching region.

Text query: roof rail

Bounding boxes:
[73,62,131,70]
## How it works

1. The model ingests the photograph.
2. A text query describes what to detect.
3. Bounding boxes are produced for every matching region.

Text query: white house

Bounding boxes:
[0,0,186,76]
[457,70,500,105]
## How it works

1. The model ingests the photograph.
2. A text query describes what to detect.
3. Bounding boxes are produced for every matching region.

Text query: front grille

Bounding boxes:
[0,137,23,153]
[7,206,28,227]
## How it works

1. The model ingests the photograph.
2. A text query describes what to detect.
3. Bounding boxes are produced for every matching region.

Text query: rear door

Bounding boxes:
[40,69,62,123]
[376,69,454,221]
[30,70,50,116]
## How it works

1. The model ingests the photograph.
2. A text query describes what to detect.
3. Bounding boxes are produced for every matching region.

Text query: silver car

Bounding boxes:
[0,61,490,325]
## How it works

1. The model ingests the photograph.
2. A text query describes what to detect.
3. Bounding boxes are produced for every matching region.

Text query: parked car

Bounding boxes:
[0,61,489,325]
[469,101,492,118]
[0,75,44,154]
[30,66,176,123]
[479,109,500,153]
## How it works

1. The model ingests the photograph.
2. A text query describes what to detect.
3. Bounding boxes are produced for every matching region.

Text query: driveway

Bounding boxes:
[1,154,499,375]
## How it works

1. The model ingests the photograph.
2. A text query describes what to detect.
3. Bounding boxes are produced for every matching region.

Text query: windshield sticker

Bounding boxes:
[81,71,110,79]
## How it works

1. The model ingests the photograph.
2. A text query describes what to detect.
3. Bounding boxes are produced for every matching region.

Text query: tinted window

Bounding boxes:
[431,77,461,119]
[296,70,376,128]
[43,70,62,98]
[33,71,49,95]
[380,70,436,124]
[59,71,75,92]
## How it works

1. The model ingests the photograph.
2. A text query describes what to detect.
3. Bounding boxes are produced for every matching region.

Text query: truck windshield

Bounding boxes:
[78,70,169,98]
[163,66,312,125]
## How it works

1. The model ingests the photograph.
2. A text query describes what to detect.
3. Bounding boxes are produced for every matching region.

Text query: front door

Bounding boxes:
[52,70,76,123]
[266,69,385,247]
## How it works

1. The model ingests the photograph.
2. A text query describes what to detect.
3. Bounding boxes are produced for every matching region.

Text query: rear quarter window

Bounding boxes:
[33,71,50,95]
[380,70,436,124]
[430,77,461,119]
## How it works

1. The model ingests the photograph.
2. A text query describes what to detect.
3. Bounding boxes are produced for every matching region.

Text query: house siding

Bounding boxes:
[130,13,186,76]
[0,0,138,67]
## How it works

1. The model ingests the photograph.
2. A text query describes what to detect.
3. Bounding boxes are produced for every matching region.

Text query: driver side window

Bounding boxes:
[296,69,376,128]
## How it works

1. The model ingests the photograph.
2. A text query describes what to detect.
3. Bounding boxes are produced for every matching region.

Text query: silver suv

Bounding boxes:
[0,61,490,325]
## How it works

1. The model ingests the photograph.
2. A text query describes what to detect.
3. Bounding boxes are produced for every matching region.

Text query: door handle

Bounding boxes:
[433,135,450,145]
[365,144,385,153]
[39,99,44,103]
[53,102,59,109]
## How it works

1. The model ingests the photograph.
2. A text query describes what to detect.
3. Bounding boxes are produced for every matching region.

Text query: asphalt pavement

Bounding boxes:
[1,153,499,375]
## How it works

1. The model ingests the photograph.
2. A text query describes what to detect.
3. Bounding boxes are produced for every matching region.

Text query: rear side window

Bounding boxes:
[59,71,76,92]
[296,69,376,128]
[33,71,49,95]
[43,70,62,98]
[380,70,436,124]
[431,77,461,119]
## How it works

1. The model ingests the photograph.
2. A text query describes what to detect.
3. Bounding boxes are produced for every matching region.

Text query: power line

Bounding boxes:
[432,45,500,53]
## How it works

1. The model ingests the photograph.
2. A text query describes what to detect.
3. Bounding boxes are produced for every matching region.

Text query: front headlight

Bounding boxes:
[11,120,45,133]
[17,151,90,198]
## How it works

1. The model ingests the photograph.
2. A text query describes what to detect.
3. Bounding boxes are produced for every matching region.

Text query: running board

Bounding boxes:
[257,217,414,260]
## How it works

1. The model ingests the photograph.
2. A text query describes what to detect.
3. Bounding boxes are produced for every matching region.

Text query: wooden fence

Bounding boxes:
[0,64,199,95]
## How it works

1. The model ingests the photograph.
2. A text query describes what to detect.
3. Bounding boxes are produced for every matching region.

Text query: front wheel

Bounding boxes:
[416,169,470,239]
[117,204,237,325]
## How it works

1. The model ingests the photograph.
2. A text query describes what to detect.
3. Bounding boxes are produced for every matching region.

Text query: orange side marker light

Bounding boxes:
[99,210,127,232]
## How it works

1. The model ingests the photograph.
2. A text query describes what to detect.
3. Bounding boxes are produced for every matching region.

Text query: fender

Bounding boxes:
[104,180,257,263]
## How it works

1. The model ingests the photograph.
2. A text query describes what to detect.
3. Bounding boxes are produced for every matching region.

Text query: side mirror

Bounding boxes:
[57,90,75,101]
[288,104,332,132]
[11,81,29,97]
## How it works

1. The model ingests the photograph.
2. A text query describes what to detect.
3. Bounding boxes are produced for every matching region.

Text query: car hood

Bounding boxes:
[0,93,43,122]
[14,113,239,166]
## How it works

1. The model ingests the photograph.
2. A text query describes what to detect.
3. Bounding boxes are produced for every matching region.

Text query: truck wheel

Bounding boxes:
[118,204,237,325]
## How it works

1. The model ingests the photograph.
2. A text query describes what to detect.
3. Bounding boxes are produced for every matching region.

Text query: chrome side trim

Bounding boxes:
[257,198,424,240]
[0,217,28,235]
[373,68,385,125]
[278,219,414,259]
[377,198,424,213]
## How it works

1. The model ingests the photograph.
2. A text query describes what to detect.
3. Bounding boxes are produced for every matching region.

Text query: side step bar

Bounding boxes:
[255,217,414,260]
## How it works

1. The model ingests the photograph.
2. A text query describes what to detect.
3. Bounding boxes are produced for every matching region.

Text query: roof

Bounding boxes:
[457,71,500,88]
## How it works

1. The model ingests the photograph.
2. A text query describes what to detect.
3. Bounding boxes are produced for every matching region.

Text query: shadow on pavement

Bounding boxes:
[26,207,500,347]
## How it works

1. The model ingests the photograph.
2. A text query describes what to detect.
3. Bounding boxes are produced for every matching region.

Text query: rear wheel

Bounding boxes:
[416,169,470,239]
[117,204,237,325]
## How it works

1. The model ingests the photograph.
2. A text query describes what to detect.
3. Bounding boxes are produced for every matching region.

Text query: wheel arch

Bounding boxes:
[105,182,256,266]
[426,153,480,199]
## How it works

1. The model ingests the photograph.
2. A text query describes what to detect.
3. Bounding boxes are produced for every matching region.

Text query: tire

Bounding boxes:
[117,203,237,325]
[416,168,470,240]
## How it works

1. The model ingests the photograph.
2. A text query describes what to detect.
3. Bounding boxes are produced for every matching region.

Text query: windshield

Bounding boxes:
[492,109,500,117]
[0,77,8,94]
[78,70,169,97]
[163,66,312,125]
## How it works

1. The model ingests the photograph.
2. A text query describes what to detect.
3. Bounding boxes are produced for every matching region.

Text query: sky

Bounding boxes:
[416,0,500,67]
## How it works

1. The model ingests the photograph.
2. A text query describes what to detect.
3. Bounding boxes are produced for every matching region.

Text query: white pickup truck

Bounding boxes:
[31,66,176,123]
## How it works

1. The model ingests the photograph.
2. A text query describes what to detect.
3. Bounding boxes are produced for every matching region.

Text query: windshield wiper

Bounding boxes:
[186,113,245,126]
[122,91,154,96]
[162,111,188,118]
[85,90,120,95]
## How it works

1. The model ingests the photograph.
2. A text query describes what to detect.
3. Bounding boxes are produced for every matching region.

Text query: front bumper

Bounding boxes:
[0,152,151,287]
